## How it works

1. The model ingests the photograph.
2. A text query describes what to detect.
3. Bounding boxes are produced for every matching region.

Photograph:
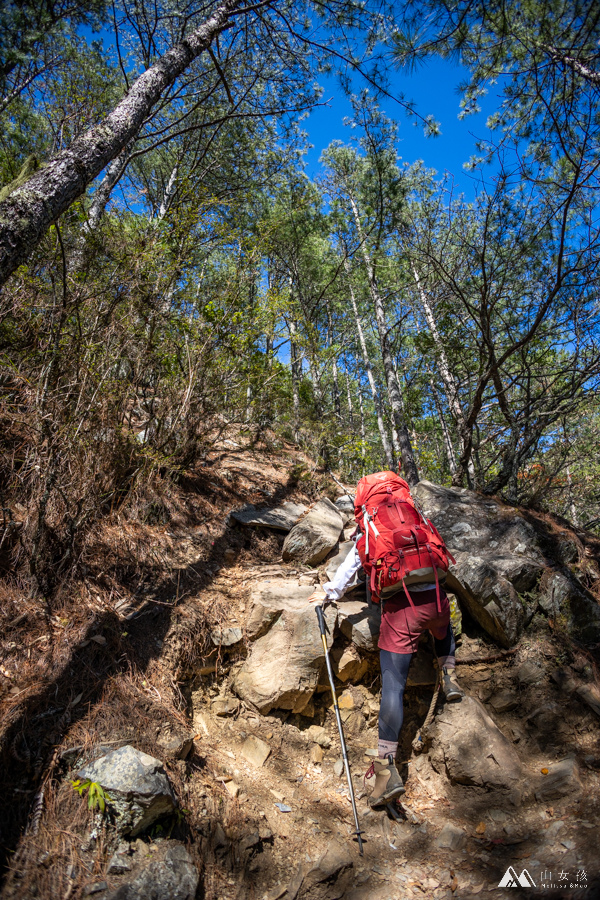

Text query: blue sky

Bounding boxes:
[302,57,501,196]
[81,22,500,200]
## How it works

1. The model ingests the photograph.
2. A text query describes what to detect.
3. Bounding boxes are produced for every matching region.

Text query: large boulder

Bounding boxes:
[231,501,307,531]
[412,481,600,647]
[100,841,198,900]
[282,499,343,566]
[429,696,523,792]
[76,746,177,837]
[538,570,600,644]
[233,602,337,714]
[245,579,317,640]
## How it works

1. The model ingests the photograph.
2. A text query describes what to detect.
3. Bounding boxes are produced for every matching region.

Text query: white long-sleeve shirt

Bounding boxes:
[322,543,362,601]
[322,541,435,601]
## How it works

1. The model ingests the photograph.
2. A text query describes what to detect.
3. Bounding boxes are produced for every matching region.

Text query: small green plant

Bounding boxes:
[71,779,111,813]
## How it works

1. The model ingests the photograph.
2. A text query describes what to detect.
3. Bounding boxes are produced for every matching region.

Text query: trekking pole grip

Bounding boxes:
[315,603,326,635]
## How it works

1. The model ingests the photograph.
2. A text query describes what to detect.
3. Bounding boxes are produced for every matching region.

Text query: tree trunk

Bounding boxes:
[357,384,367,476]
[411,265,475,486]
[289,319,301,444]
[326,303,341,420]
[348,193,419,484]
[428,374,457,476]
[343,356,355,432]
[345,262,394,468]
[70,142,133,270]
[566,466,579,526]
[0,0,240,287]
[157,165,179,221]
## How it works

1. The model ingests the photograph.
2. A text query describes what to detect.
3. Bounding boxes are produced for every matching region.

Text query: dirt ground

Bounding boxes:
[0,435,599,899]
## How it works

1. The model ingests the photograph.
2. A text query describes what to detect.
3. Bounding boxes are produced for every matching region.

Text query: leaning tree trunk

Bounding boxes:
[347,193,419,484]
[0,0,240,287]
[345,262,394,468]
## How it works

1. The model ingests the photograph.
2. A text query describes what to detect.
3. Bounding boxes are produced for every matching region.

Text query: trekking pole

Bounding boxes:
[315,603,364,855]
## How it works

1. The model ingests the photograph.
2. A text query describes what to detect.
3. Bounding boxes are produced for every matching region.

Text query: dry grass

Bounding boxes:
[0,436,313,898]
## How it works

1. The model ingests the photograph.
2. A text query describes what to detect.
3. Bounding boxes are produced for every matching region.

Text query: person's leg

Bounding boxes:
[433,621,456,669]
[432,622,463,701]
[369,649,412,808]
[378,648,413,757]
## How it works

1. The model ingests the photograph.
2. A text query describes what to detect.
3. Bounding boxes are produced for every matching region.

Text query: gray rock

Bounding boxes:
[240,735,271,767]
[538,571,600,643]
[306,725,331,749]
[334,495,355,515]
[231,501,307,531]
[331,644,367,683]
[338,601,380,652]
[429,696,523,791]
[155,731,194,760]
[211,697,240,717]
[211,626,243,647]
[412,481,600,646]
[284,840,353,900]
[333,759,344,777]
[239,831,261,852]
[575,683,600,718]
[282,499,344,566]
[98,842,198,900]
[85,882,108,895]
[517,660,544,685]
[489,690,519,713]
[107,853,131,875]
[76,746,177,837]
[535,757,581,802]
[245,579,316,640]
[446,554,538,648]
[435,823,465,850]
[233,604,337,714]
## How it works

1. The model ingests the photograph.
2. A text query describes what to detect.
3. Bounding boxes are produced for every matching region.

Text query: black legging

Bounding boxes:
[379,623,456,743]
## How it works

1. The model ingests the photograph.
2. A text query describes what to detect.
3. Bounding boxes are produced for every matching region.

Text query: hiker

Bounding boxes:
[308,465,463,809]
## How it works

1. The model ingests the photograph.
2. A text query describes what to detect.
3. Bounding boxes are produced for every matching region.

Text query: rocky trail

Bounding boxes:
[1,438,599,899]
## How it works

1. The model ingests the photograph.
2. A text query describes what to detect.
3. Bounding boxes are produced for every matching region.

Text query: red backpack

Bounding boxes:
[354,471,454,607]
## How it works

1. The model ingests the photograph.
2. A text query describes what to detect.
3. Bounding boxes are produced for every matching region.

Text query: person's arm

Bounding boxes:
[308,543,362,604]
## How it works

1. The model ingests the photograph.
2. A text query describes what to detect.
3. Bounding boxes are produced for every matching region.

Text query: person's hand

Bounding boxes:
[307,590,335,608]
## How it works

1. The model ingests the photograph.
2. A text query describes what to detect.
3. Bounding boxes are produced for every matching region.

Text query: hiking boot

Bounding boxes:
[367,755,405,808]
[442,667,464,702]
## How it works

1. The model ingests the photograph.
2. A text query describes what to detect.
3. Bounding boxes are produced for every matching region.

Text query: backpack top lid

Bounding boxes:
[354,471,411,516]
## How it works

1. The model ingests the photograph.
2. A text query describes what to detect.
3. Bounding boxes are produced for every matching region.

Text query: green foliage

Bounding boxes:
[71,779,110,814]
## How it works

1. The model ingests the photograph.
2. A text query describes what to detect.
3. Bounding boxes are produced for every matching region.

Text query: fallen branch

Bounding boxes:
[456,649,518,665]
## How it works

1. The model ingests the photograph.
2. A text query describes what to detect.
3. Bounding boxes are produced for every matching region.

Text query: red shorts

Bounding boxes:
[378,587,450,654]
